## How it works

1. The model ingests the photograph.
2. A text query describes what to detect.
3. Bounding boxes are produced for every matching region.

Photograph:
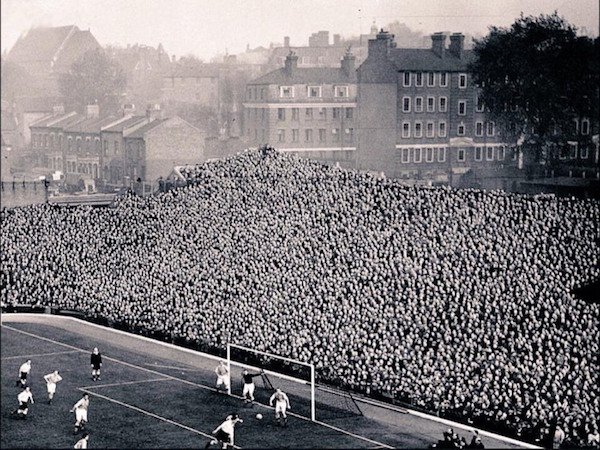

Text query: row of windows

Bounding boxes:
[276,85,350,99]
[560,143,591,160]
[398,145,511,164]
[269,127,354,143]
[402,72,467,89]
[400,120,495,138]
[401,96,486,114]
[274,107,354,121]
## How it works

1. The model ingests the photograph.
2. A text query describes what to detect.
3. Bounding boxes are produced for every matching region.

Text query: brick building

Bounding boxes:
[123,116,205,182]
[161,63,220,108]
[356,30,520,189]
[243,51,357,167]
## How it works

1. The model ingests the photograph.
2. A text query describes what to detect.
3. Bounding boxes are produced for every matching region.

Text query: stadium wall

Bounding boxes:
[0,181,48,208]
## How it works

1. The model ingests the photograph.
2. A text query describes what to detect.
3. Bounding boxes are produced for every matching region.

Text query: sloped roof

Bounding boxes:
[102,115,147,132]
[52,30,102,72]
[388,48,474,71]
[30,112,81,129]
[7,26,75,64]
[166,63,220,78]
[125,118,169,138]
[251,67,356,85]
[64,116,118,133]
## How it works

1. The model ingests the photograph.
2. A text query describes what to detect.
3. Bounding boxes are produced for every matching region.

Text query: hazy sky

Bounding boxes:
[2,0,598,60]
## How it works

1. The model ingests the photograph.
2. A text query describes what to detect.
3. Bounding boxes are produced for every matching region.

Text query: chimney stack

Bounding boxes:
[146,104,163,120]
[449,33,465,59]
[86,104,100,119]
[333,34,341,46]
[367,29,395,60]
[284,36,290,48]
[53,104,65,116]
[431,33,446,58]
[284,51,298,75]
[341,50,355,77]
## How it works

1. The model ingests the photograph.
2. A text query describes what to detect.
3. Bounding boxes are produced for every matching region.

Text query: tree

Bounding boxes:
[59,49,127,115]
[469,13,599,163]
[1,59,36,101]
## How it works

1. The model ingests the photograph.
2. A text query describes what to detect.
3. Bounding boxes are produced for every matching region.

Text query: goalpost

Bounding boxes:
[227,343,316,421]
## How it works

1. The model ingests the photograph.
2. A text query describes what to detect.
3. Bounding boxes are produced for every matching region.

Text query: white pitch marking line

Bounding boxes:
[80,377,170,390]
[1,350,81,360]
[3,324,393,449]
[78,387,241,449]
[144,363,204,371]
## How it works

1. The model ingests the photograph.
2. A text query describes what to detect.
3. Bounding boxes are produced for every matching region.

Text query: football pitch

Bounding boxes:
[1,315,535,449]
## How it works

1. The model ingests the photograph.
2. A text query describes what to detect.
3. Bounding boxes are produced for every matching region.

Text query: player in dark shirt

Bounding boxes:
[90,348,102,381]
[241,369,262,403]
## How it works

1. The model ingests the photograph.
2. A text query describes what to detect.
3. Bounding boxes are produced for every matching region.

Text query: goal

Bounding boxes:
[227,344,363,421]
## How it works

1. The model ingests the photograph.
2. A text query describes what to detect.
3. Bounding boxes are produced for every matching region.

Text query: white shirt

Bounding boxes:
[19,362,31,374]
[73,398,90,410]
[18,390,34,403]
[45,373,63,384]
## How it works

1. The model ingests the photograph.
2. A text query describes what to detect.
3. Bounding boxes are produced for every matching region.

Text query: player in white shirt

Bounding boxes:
[208,414,243,449]
[215,361,230,393]
[13,387,34,419]
[70,394,90,433]
[44,370,63,404]
[269,388,291,426]
[16,360,31,387]
[74,432,89,449]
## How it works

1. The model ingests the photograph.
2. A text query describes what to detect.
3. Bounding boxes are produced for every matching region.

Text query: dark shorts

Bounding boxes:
[215,430,231,443]
[18,402,28,411]
[92,364,101,370]
[19,372,28,380]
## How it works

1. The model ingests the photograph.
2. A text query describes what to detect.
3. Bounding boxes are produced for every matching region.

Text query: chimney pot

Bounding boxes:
[284,51,298,75]
[431,33,447,58]
[449,33,465,59]
[284,36,290,48]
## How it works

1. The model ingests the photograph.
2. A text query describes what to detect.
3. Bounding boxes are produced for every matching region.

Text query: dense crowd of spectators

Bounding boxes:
[2,149,599,446]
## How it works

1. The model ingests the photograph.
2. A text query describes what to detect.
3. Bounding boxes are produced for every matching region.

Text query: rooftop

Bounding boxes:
[388,48,474,71]
[30,112,81,129]
[102,116,148,133]
[251,66,357,85]
[64,116,118,133]
[126,118,169,138]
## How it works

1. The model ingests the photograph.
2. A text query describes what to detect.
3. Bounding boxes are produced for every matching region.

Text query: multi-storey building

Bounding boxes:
[357,30,520,189]
[243,51,357,167]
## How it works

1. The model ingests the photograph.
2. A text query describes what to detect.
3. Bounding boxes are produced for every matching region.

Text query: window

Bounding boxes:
[68,137,73,151]
[345,108,353,119]
[569,142,578,159]
[458,100,466,116]
[475,146,483,161]
[278,108,286,121]
[582,119,590,135]
[486,146,494,160]
[43,135,48,147]
[415,72,423,87]
[247,88,252,100]
[457,123,465,136]
[438,121,447,137]
[280,86,294,98]
[459,73,467,88]
[305,129,313,142]
[487,121,495,136]
[335,86,349,97]
[305,108,314,120]
[580,146,589,159]
[292,129,299,142]
[402,122,411,138]
[414,147,422,163]
[332,128,340,141]
[476,95,484,112]
[427,97,435,112]
[475,121,484,136]
[440,72,448,87]
[415,97,423,113]
[439,97,447,112]
[573,119,580,134]
[319,129,326,143]
[426,147,434,162]
[292,108,299,120]
[401,148,410,163]
[426,121,435,138]
[277,129,286,142]
[333,108,341,119]
[308,86,322,98]
[261,88,265,99]
[427,72,435,87]
[457,148,466,162]
[402,97,411,113]
[437,147,446,162]
[114,141,119,155]
[344,128,354,141]
[414,122,423,138]
[498,145,505,160]
[261,109,267,123]
[512,146,518,160]
[403,72,411,87]
[318,108,327,120]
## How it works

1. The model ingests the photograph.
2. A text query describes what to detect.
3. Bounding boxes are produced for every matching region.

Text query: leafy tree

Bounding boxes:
[59,49,127,115]
[469,13,599,162]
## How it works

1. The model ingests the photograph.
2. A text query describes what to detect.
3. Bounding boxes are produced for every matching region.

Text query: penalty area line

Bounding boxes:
[80,377,171,390]
[1,350,81,360]
[78,387,241,449]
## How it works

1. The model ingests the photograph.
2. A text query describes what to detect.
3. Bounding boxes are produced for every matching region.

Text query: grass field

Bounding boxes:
[1,315,534,449]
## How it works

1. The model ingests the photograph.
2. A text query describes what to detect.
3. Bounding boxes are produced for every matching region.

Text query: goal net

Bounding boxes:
[227,344,362,422]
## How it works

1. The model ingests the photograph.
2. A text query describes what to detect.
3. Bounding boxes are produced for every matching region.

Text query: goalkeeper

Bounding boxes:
[241,369,262,404]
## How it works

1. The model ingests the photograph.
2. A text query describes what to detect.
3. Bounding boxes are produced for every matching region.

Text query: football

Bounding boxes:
[256,414,263,420]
